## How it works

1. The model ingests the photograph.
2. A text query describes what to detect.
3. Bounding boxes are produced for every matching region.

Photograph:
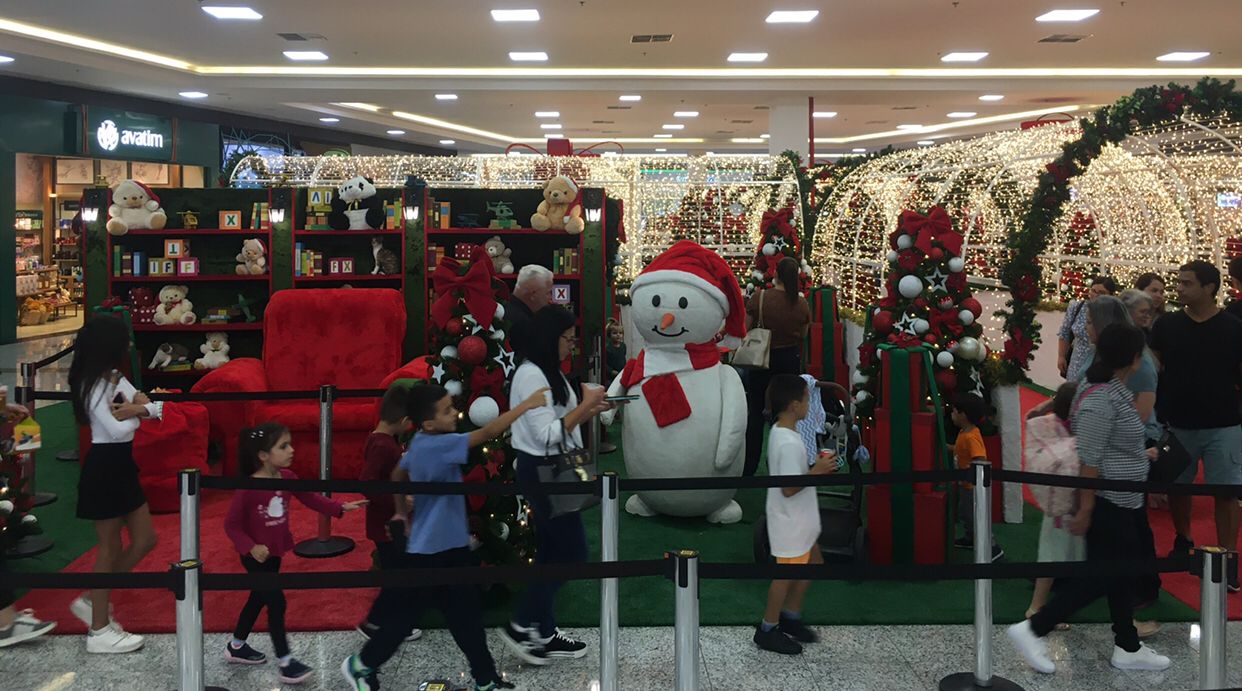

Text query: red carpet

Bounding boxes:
[16,489,379,634]
[1018,385,1241,619]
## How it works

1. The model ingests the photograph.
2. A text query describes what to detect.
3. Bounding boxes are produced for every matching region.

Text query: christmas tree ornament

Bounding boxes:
[936,350,956,368]
[489,328,506,342]
[897,275,923,299]
[948,257,965,273]
[751,270,764,281]
[872,311,895,334]
[852,370,869,385]
[959,310,975,326]
[912,318,929,335]
[445,379,464,397]
[468,396,501,426]
[445,318,465,336]
[896,234,913,250]
[458,336,488,365]
[431,361,447,382]
[0,500,11,515]
[493,522,510,541]
[855,390,871,402]
[439,345,458,360]
[494,303,506,320]
[886,250,898,263]
[957,336,981,360]
[493,349,516,376]
[960,297,983,318]
[925,266,950,293]
[938,297,955,310]
[762,243,777,256]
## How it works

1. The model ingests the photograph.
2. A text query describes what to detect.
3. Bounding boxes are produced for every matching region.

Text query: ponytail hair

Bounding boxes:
[238,421,290,476]
[776,257,800,305]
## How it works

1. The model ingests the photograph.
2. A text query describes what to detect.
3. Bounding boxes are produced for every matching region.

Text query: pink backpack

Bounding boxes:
[1023,384,1104,518]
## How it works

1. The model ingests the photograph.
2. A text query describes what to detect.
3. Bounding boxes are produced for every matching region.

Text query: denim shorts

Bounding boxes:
[1171,425,1242,485]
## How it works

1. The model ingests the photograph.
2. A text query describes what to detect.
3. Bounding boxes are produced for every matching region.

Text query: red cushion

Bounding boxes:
[253,399,379,432]
[262,289,405,391]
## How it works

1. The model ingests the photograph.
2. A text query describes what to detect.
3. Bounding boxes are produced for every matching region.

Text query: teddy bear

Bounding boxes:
[235,238,267,275]
[148,343,190,370]
[328,176,385,230]
[483,235,514,274]
[531,175,585,234]
[194,332,230,370]
[153,285,196,326]
[128,286,158,324]
[106,179,167,236]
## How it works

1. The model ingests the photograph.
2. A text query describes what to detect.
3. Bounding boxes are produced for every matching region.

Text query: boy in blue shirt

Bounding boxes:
[342,382,548,691]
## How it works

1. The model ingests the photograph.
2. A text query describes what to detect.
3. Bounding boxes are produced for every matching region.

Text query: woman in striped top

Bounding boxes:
[1008,323,1171,675]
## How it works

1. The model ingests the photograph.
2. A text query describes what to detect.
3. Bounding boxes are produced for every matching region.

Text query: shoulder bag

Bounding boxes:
[1064,300,1085,366]
[732,290,772,370]
[1149,425,1191,484]
[535,420,600,518]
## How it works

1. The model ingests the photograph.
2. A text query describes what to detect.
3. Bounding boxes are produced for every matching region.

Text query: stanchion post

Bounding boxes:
[1199,547,1230,689]
[173,559,204,691]
[293,385,354,558]
[179,469,200,562]
[939,462,1022,691]
[599,473,620,691]
[673,549,699,691]
[18,361,56,507]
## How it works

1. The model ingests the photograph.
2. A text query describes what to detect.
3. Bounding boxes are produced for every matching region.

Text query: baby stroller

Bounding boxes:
[753,380,870,564]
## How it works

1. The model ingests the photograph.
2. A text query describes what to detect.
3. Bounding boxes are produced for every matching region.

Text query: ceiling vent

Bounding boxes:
[606,105,632,110]
[716,130,735,134]
[891,106,918,111]
[631,34,674,43]
[753,105,770,110]
[865,120,888,125]
[1031,96,1078,104]
[1038,34,1088,43]
[730,119,754,124]
[592,120,615,124]
[277,32,327,41]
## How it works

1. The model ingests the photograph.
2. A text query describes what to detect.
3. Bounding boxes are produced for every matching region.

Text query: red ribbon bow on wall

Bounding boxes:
[901,206,963,257]
[430,254,498,330]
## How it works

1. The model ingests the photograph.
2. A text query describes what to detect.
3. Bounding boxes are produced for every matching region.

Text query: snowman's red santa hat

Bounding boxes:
[631,240,747,348]
[116,179,160,204]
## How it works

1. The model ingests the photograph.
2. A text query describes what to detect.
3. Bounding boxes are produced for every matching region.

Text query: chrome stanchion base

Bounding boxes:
[939,672,1025,691]
[293,536,355,559]
[31,492,57,507]
[6,534,54,559]
[600,441,618,454]
[56,450,78,462]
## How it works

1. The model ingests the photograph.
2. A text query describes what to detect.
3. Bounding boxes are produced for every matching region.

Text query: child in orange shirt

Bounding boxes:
[950,394,1003,561]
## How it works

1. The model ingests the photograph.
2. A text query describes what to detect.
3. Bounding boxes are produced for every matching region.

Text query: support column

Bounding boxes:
[767,103,811,162]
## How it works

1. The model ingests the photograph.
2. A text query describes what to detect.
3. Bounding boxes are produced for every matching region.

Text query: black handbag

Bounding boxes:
[535,421,599,518]
[1149,426,1192,484]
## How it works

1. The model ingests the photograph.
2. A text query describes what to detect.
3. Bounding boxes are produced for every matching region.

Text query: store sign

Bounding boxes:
[77,107,174,161]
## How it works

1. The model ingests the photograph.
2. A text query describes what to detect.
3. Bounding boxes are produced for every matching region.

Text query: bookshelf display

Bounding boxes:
[290,187,407,289]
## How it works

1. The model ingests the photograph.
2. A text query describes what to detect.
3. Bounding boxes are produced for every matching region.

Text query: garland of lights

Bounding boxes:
[781,147,895,257]
[996,77,1242,384]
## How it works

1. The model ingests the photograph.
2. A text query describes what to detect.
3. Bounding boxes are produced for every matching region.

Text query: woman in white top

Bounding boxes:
[500,306,608,666]
[68,316,160,654]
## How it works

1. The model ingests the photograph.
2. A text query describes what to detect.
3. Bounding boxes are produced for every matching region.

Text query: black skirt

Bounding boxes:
[76,442,146,520]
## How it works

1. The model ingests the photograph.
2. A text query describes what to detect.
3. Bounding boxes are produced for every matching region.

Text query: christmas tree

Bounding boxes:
[851,207,988,418]
[744,208,813,297]
[423,247,533,566]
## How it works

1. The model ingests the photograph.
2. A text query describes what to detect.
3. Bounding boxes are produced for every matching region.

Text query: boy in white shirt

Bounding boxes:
[755,374,839,655]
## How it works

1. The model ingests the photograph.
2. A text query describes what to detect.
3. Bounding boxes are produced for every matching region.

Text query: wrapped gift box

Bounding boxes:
[873,408,939,494]
[866,485,950,565]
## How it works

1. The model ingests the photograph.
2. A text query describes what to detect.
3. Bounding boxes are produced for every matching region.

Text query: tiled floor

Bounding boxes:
[0,622,1236,690]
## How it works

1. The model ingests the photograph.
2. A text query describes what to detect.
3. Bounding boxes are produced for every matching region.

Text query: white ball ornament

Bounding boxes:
[468,396,501,427]
[20,514,36,527]
[935,350,955,368]
[854,390,871,403]
[957,337,981,361]
[444,380,464,397]
[896,234,913,250]
[752,270,765,281]
[494,303,505,320]
[762,243,777,256]
[493,522,510,541]
[974,345,989,363]
[0,500,12,515]
[958,310,975,326]
[948,257,965,273]
[913,318,929,335]
[490,328,506,342]
[886,250,899,264]
[439,345,458,360]
[897,275,924,299]
[938,297,955,310]
[852,370,869,385]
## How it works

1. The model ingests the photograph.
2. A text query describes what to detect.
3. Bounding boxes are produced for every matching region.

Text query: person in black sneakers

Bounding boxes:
[341,383,547,691]
[754,374,837,655]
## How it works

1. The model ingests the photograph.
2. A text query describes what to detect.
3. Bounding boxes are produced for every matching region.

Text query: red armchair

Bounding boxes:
[193,288,414,479]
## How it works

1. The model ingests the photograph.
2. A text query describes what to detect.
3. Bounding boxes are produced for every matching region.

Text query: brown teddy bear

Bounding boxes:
[483,235,514,274]
[531,175,585,234]
[236,238,267,275]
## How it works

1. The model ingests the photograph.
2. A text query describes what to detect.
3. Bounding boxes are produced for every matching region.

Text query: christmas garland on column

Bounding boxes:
[780,147,896,258]
[997,77,1242,384]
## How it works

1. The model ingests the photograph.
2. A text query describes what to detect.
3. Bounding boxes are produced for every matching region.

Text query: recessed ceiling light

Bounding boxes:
[941,52,989,63]
[178,91,208,99]
[491,9,540,22]
[728,52,768,63]
[535,111,560,118]
[543,133,560,138]
[334,102,381,111]
[387,129,406,135]
[653,134,674,138]
[917,140,936,146]
[509,51,549,62]
[896,124,924,130]
[435,94,458,101]
[1157,51,1210,62]
[852,148,867,152]
[662,124,685,130]
[619,94,642,102]
[812,111,838,118]
[283,51,329,61]
[979,94,1005,101]
[674,111,699,118]
[318,117,340,123]
[201,6,263,20]
[760,134,770,139]
[766,10,819,23]
[541,123,562,130]
[439,139,456,145]
[947,111,977,118]
[655,148,667,152]
[1036,9,1099,22]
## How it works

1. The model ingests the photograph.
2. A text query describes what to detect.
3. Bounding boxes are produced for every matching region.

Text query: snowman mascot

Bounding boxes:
[602,241,748,524]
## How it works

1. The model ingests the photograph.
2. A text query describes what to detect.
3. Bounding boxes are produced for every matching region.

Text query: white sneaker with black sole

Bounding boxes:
[0,610,55,648]
[499,622,548,666]
[86,623,144,654]
[539,629,588,659]
[1111,644,1170,671]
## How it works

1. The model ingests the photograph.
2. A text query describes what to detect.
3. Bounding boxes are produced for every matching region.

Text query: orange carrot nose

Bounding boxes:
[660,312,676,329]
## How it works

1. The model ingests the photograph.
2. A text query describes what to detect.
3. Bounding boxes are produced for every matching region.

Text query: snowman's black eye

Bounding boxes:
[652,295,661,307]
[678,297,688,309]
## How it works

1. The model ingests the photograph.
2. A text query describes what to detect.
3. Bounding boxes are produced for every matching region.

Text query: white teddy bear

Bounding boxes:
[106,179,167,236]
[194,332,230,370]
[153,285,196,326]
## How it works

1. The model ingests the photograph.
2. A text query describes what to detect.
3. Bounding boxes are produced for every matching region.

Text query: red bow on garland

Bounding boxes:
[928,307,963,338]
[901,206,963,257]
[1003,328,1036,367]
[469,367,508,410]
[430,254,498,331]
[761,208,796,238]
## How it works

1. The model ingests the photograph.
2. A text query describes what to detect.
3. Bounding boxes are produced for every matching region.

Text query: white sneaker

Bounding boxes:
[1111,644,1171,671]
[0,610,56,647]
[1007,620,1055,674]
[86,624,144,654]
[70,594,114,629]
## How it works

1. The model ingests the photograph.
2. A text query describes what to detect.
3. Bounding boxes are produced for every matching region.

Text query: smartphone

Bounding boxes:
[604,394,639,403]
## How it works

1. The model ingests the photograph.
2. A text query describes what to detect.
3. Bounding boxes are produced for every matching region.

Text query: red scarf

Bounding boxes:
[620,342,721,428]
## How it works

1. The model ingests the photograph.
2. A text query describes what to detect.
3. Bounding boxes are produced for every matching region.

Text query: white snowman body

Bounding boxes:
[604,279,746,523]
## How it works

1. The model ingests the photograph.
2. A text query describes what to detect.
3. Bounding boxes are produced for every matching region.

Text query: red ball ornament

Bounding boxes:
[930,248,944,260]
[923,333,938,344]
[458,335,488,365]
[445,318,465,336]
[935,369,957,393]
[960,297,983,318]
[872,311,895,334]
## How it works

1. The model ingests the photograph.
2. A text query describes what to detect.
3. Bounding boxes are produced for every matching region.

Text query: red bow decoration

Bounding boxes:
[902,207,963,257]
[462,466,488,512]
[928,307,956,335]
[887,332,922,348]
[858,343,875,370]
[1014,273,1040,302]
[430,254,498,331]
[1003,328,1035,367]
[896,251,921,272]
[469,367,508,410]
[947,271,967,292]
[761,208,795,237]
[1161,88,1186,114]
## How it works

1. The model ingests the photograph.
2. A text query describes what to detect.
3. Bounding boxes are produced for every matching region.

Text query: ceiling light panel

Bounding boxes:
[662,124,685,130]
[812,111,837,118]
[765,10,819,23]
[386,129,405,135]
[979,94,1005,101]
[491,9,540,22]
[1035,9,1099,22]
[334,102,381,111]
[727,52,768,63]
[283,51,328,61]
[179,91,208,98]
[540,123,562,129]
[674,111,699,118]
[318,117,339,123]
[509,51,548,61]
[917,140,935,145]
[619,95,642,102]
[1157,51,1210,62]
[941,52,989,62]
[201,6,263,20]
[439,139,456,144]
[731,138,764,143]
[653,134,673,138]
[0,55,12,64]
[535,111,560,118]
[435,94,458,101]
[946,112,976,118]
